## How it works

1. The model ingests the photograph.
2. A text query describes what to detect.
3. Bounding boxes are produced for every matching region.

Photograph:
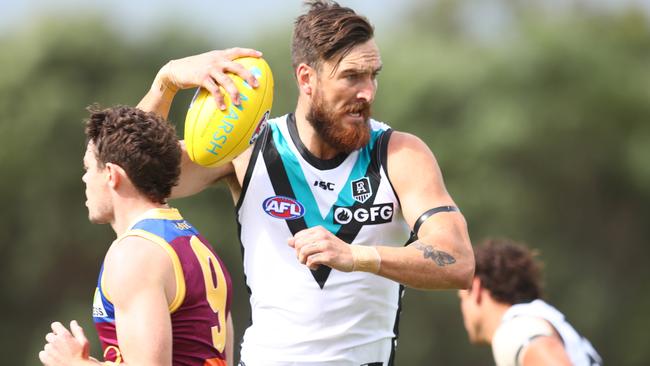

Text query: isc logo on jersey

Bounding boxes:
[263,196,305,220]
[333,203,394,225]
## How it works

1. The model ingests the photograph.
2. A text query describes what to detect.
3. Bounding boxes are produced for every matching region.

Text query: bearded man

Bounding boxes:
[137,2,474,365]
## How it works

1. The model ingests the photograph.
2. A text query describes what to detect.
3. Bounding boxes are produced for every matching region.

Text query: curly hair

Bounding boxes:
[84,105,181,204]
[474,238,544,305]
[291,0,374,73]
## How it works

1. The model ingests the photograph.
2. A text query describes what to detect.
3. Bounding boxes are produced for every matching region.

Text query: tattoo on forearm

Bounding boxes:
[413,243,456,266]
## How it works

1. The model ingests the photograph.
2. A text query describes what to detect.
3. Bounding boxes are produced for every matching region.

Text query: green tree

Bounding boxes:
[377,1,650,364]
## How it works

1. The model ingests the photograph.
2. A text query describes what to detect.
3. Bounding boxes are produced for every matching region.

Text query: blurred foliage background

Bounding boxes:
[1,0,649,365]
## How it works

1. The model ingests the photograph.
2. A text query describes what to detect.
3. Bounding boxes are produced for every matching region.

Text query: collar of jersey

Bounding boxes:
[127,207,181,230]
[286,113,348,170]
[270,120,382,234]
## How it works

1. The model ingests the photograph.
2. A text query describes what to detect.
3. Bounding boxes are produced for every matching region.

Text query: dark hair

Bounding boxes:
[84,105,181,204]
[474,238,544,304]
[291,0,374,73]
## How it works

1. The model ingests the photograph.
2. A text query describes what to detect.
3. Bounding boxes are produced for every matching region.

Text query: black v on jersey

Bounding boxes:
[236,114,410,365]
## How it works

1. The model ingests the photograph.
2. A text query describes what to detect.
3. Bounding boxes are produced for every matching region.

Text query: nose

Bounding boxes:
[356,77,377,104]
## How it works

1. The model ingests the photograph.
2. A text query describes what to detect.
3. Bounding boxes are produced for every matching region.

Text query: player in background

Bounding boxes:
[458,238,602,366]
[39,105,234,366]
[137,1,474,364]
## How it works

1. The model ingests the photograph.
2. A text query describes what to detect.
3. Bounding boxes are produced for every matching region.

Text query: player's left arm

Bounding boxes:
[375,131,474,289]
[102,236,176,366]
[520,336,573,366]
[494,317,572,366]
[289,132,474,289]
[38,236,173,366]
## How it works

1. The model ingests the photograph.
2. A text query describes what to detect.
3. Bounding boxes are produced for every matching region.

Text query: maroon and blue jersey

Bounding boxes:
[92,208,232,366]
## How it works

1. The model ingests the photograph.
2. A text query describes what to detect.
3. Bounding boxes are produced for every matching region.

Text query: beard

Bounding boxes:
[306,90,372,154]
[88,212,111,225]
[86,196,113,225]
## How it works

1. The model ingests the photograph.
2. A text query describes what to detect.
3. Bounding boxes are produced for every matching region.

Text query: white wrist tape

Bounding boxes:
[350,245,381,273]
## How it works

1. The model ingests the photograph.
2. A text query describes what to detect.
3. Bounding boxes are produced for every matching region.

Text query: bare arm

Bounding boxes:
[521,336,573,366]
[226,314,234,366]
[289,132,474,289]
[39,237,175,366]
[137,48,262,198]
[172,141,234,198]
[375,132,474,289]
[103,236,176,365]
[137,48,263,119]
[136,61,177,121]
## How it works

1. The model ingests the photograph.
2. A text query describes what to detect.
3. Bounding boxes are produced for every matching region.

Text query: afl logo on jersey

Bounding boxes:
[263,196,305,220]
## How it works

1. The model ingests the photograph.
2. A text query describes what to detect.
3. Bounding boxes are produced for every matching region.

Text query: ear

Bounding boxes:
[296,63,315,96]
[105,163,126,190]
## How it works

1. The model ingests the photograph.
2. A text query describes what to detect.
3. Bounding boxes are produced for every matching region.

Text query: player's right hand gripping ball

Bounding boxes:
[184,57,273,167]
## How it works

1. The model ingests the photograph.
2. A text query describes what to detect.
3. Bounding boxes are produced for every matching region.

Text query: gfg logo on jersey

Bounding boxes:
[263,196,305,220]
[333,203,394,225]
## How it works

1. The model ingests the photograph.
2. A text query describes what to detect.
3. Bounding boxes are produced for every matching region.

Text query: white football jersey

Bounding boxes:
[236,114,411,366]
[492,299,602,366]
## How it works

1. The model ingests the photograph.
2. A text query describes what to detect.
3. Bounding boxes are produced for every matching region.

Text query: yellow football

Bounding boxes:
[184,57,273,167]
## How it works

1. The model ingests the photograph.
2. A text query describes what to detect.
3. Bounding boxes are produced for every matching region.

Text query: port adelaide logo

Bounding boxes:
[351,177,372,203]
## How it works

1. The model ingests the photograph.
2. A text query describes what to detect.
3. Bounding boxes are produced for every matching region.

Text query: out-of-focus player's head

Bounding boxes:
[458,239,543,344]
[82,105,181,224]
[292,0,381,153]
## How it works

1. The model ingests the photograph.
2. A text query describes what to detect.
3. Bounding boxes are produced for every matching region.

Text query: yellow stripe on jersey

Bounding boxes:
[124,208,184,231]
[125,229,187,313]
[130,208,183,227]
[103,229,186,313]
[137,208,183,221]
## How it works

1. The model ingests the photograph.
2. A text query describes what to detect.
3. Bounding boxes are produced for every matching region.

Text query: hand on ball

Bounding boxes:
[162,48,262,110]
